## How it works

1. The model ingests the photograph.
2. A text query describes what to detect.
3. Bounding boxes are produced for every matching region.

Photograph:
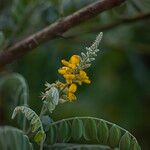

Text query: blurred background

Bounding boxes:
[0,0,150,149]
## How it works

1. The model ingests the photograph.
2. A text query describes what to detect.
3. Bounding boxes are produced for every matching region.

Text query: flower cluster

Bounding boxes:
[57,55,91,101]
[42,32,103,104]
[58,55,91,84]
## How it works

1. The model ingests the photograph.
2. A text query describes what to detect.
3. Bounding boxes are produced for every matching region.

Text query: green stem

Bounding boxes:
[39,104,47,118]
[44,143,110,149]
[40,140,44,150]
[59,84,68,96]
[39,104,47,150]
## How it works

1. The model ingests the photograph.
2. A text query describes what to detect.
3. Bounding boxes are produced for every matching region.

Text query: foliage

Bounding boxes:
[1,0,150,149]
[0,126,33,150]
[0,73,29,130]
[0,33,141,150]
[12,106,45,143]
[45,117,141,149]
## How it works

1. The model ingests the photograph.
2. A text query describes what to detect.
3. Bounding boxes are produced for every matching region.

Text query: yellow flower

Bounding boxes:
[83,79,91,84]
[58,54,91,102]
[58,67,71,75]
[61,60,75,69]
[74,70,91,85]
[79,70,91,84]
[64,74,75,80]
[61,55,80,70]
[69,55,80,65]
[67,92,76,101]
[79,70,87,78]
[68,83,77,93]
[63,74,75,84]
[58,68,67,75]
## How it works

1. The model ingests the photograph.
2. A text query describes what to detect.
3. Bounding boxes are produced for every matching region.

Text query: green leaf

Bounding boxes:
[83,119,97,141]
[58,121,71,142]
[34,131,45,143]
[46,87,59,105]
[12,106,45,142]
[0,73,29,129]
[71,118,83,141]
[0,126,33,150]
[130,138,141,150]
[119,132,131,150]
[46,125,57,144]
[44,87,59,113]
[97,120,109,144]
[109,125,121,148]
[45,117,140,148]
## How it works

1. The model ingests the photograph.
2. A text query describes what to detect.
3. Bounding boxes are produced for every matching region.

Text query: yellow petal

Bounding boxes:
[58,68,66,75]
[64,74,75,80]
[76,81,82,85]
[61,59,70,67]
[69,55,80,64]
[84,79,91,84]
[68,83,77,93]
[68,63,76,69]
[66,79,72,84]
[79,70,87,78]
[68,92,76,101]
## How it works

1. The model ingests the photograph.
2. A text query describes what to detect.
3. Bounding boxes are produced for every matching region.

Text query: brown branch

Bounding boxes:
[0,0,125,68]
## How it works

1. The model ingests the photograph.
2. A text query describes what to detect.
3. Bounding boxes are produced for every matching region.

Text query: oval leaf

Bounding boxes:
[119,132,131,150]
[34,131,45,143]
[83,119,97,141]
[97,121,109,144]
[130,138,141,150]
[71,118,83,141]
[109,125,121,148]
[46,87,59,105]
[58,121,71,142]
[12,106,45,142]
[46,125,57,144]
[0,126,33,150]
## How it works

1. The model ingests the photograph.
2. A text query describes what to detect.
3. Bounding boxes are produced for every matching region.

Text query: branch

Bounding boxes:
[0,0,125,68]
[91,12,150,32]
[65,12,150,38]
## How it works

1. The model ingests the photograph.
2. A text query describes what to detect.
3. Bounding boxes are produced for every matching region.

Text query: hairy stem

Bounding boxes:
[39,104,47,118]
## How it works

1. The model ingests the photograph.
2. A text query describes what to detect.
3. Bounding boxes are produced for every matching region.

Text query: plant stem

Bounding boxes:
[44,143,111,149]
[40,140,44,150]
[39,104,47,118]
[59,84,68,96]
[39,104,47,150]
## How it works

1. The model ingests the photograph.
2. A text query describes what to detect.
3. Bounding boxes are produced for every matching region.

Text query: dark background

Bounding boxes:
[0,0,150,149]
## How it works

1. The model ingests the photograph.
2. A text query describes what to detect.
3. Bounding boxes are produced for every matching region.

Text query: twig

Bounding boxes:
[0,0,125,68]
[129,0,144,12]
[64,12,150,38]
[92,12,150,32]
